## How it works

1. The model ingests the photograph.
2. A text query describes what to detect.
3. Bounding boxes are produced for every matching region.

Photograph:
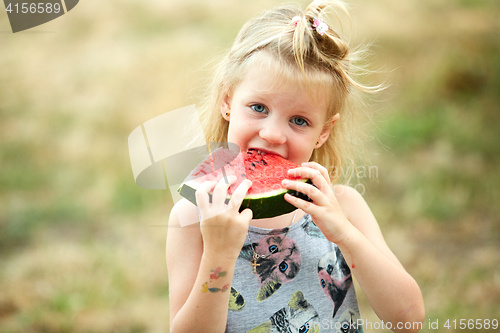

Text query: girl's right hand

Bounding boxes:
[195,176,253,260]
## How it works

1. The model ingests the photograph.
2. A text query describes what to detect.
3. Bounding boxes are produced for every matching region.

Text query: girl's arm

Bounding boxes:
[167,178,252,333]
[166,201,236,333]
[333,185,425,333]
[283,164,425,333]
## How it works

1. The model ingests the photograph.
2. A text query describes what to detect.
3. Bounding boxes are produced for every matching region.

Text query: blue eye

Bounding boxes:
[269,245,278,253]
[320,279,326,288]
[327,264,333,275]
[291,117,308,126]
[251,104,267,113]
[279,261,288,272]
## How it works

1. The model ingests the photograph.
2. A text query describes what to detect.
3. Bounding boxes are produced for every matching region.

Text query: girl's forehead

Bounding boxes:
[238,53,332,104]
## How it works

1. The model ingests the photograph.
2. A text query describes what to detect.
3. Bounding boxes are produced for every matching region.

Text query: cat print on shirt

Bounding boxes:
[335,308,364,333]
[246,290,320,333]
[318,247,353,318]
[228,287,245,311]
[302,215,326,239]
[240,235,301,301]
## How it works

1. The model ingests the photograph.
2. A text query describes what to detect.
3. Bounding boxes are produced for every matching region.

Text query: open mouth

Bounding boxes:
[248,148,282,158]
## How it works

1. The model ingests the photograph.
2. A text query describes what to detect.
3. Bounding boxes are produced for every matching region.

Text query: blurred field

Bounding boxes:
[0,0,499,332]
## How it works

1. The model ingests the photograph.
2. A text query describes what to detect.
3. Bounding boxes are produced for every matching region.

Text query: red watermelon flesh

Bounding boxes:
[178,148,312,219]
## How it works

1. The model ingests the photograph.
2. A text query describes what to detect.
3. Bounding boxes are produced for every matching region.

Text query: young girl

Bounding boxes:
[166,1,425,332]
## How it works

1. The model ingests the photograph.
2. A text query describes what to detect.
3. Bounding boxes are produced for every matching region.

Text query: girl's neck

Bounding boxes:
[249,209,305,230]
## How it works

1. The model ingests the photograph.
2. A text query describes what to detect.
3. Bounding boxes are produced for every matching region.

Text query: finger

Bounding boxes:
[282,179,329,206]
[229,179,252,209]
[301,162,330,183]
[195,180,217,211]
[284,192,321,216]
[212,175,236,207]
[238,207,253,223]
[287,167,330,194]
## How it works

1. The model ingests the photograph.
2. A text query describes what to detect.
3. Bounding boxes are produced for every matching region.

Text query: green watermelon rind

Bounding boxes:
[178,179,313,219]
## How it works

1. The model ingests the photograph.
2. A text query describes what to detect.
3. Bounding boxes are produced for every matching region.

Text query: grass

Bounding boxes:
[1,0,499,332]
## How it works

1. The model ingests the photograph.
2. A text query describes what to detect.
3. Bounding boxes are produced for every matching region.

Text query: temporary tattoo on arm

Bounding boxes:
[201,267,229,293]
[201,283,230,293]
[210,266,227,280]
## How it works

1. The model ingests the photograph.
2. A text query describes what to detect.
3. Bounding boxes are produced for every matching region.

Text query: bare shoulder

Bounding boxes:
[168,198,201,228]
[332,184,370,226]
[332,184,403,267]
[166,198,203,266]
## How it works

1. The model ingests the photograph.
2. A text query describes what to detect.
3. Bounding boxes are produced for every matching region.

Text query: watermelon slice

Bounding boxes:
[177,148,312,219]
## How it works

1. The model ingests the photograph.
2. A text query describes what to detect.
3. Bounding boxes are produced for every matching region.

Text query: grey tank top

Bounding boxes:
[226,214,364,333]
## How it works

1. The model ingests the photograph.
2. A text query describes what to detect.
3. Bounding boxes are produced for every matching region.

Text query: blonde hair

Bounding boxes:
[198,0,381,184]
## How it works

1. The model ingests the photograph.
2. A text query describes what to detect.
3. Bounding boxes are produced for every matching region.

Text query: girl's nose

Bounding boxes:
[259,122,286,145]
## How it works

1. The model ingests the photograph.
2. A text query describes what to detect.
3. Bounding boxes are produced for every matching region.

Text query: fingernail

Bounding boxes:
[282,179,289,186]
[302,162,309,166]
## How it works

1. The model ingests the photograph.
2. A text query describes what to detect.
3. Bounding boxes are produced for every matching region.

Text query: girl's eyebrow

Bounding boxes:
[293,107,323,121]
[246,89,275,99]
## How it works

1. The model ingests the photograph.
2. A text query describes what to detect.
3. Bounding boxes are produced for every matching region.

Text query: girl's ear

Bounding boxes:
[317,113,340,147]
[221,93,231,121]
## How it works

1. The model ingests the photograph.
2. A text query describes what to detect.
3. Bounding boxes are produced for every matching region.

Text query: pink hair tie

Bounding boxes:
[291,16,329,35]
[313,18,329,35]
[291,16,301,26]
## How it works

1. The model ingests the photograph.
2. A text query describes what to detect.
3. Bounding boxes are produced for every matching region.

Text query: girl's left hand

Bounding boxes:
[283,162,353,244]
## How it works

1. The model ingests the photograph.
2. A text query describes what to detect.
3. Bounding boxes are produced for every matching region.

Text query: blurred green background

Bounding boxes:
[0,0,499,332]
